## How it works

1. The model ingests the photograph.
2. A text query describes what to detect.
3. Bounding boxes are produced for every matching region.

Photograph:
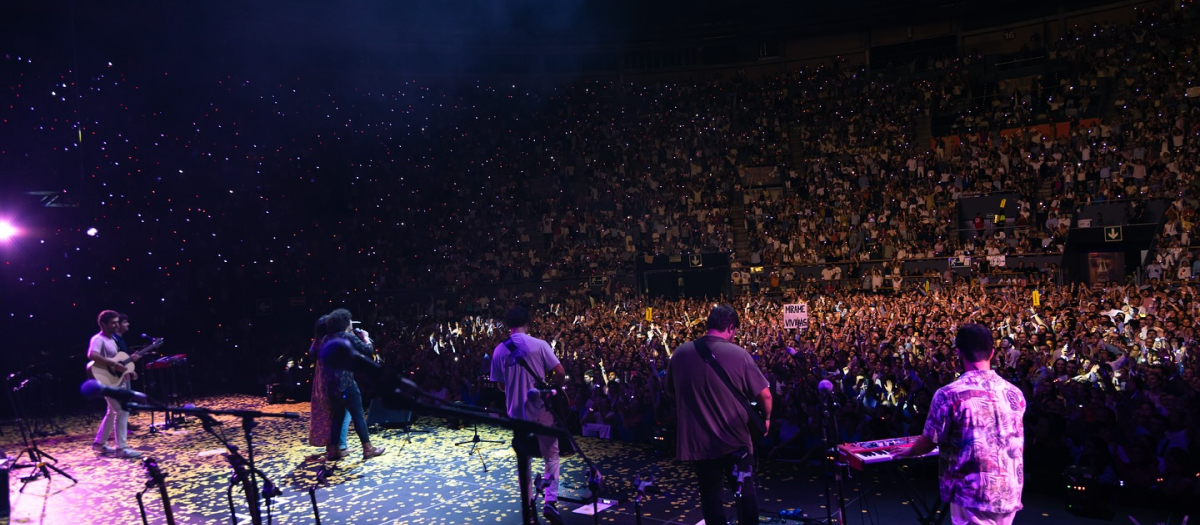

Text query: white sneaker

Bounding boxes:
[92,442,117,455]
[114,448,142,459]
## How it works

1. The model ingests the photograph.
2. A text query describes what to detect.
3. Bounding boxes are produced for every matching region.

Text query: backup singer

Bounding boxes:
[666,304,771,525]
[87,310,142,458]
[490,306,566,525]
[321,309,386,461]
[114,312,144,432]
[896,323,1025,525]
[308,314,349,456]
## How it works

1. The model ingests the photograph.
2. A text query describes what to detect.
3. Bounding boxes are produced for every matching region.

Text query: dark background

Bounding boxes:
[0,0,1124,412]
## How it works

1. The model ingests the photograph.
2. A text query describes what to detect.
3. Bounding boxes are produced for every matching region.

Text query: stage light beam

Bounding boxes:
[0,221,18,242]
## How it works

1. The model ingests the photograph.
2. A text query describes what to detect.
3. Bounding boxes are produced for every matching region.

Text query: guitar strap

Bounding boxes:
[503,337,546,386]
[692,337,764,432]
[503,336,579,456]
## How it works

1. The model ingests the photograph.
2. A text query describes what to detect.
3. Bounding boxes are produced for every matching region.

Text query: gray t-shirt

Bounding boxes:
[491,332,560,421]
[667,335,769,461]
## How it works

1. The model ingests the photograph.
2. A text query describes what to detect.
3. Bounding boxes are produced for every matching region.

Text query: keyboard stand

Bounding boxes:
[892,463,948,525]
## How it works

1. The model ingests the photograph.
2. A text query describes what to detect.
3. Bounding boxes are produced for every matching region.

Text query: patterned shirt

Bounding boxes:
[923,369,1025,513]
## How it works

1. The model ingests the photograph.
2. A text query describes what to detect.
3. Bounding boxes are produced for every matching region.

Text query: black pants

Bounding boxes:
[693,452,757,525]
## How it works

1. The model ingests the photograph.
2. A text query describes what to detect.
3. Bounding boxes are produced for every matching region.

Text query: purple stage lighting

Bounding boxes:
[0,221,17,242]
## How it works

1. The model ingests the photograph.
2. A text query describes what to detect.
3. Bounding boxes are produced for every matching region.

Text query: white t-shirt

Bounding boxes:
[88,332,119,360]
[491,332,561,421]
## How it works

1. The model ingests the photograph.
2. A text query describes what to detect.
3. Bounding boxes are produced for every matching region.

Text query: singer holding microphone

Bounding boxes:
[320,309,386,462]
[666,304,771,525]
[490,306,566,525]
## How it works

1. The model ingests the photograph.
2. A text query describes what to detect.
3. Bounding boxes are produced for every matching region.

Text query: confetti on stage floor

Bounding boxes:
[0,394,1168,525]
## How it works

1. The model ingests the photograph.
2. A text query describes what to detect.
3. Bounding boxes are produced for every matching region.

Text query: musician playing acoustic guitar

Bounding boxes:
[87,310,143,458]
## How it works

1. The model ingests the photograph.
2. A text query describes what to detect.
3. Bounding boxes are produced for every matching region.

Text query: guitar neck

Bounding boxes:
[125,342,162,364]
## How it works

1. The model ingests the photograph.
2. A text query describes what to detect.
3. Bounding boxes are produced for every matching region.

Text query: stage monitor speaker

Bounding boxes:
[367,397,413,428]
[265,383,285,404]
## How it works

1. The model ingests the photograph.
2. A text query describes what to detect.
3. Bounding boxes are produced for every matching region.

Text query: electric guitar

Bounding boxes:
[86,338,164,387]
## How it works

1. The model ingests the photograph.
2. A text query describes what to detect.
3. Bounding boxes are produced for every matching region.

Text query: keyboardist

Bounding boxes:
[895,323,1025,525]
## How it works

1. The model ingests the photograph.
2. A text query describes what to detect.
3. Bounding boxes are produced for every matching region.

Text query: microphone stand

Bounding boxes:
[381,379,572,525]
[6,374,76,490]
[532,389,608,525]
[584,465,605,525]
[454,420,504,472]
[300,347,574,525]
[818,392,848,525]
[125,402,299,525]
[632,475,659,525]
[731,448,753,520]
[135,457,176,525]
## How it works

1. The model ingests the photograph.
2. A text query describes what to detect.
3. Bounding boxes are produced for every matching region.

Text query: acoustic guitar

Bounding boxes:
[86,339,164,387]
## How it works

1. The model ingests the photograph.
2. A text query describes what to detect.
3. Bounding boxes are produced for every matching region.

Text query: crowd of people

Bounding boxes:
[1,1,1199,516]
[3,4,1197,318]
[364,276,1199,508]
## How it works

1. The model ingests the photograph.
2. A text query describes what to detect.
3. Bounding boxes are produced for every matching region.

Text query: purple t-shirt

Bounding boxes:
[667,335,769,461]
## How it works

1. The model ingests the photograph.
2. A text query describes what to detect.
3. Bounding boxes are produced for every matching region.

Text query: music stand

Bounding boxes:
[5,374,76,491]
[455,421,504,472]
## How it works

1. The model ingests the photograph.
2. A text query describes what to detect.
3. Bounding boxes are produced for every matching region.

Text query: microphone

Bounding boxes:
[141,333,157,340]
[818,379,834,397]
[80,379,156,405]
[320,336,382,374]
[528,387,560,398]
[353,328,373,345]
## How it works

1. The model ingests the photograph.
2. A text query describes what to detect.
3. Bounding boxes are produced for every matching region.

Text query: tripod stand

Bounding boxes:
[390,417,429,447]
[21,375,66,438]
[367,398,427,450]
[5,373,76,491]
[455,421,504,472]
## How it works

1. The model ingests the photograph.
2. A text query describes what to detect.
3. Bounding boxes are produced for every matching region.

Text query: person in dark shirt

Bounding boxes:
[320,308,386,462]
[667,305,772,525]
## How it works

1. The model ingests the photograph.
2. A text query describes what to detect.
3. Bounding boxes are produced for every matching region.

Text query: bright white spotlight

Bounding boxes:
[0,221,17,242]
[86,227,98,237]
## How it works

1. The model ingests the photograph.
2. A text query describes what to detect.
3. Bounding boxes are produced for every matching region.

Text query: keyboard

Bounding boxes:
[836,435,938,471]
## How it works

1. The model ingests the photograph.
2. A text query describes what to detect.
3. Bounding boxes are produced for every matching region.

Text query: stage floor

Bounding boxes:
[0,395,1173,525]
